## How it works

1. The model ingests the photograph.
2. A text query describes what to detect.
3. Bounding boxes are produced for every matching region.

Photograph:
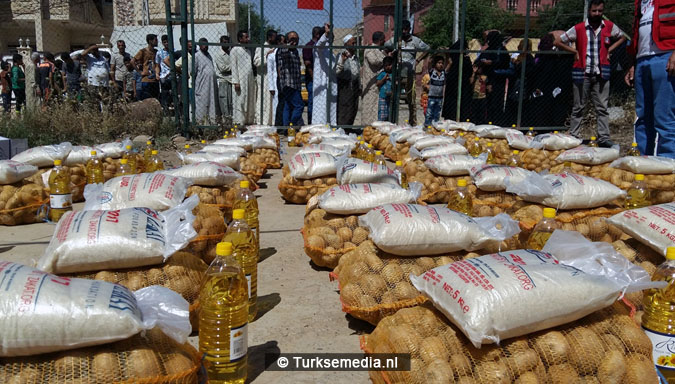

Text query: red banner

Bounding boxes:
[298,0,324,10]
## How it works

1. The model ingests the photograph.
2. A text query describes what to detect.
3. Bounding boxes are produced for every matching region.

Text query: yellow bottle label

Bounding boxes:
[643,327,675,371]
[230,324,248,362]
[50,194,72,209]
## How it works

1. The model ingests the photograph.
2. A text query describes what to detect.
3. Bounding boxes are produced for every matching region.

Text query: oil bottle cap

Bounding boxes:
[487,143,493,147]
[631,142,638,147]
[90,150,97,156]
[667,247,675,260]
[126,145,132,150]
[591,136,596,140]
[184,144,190,149]
[357,136,361,140]
[232,209,245,220]
[360,141,365,145]
[54,159,62,166]
[396,160,402,166]
[367,144,373,148]
[441,129,446,133]
[457,179,467,187]
[543,208,556,219]
[474,137,479,141]
[554,131,559,134]
[146,140,151,145]
[466,119,470,122]
[635,174,645,181]
[216,242,233,256]
[488,121,492,124]
[152,150,158,155]
[240,180,250,189]
[513,150,519,154]
[428,125,432,129]
[529,127,534,131]
[120,159,128,164]
[223,135,227,139]
[201,140,206,144]
[512,124,516,128]
[289,123,293,126]
[376,151,382,155]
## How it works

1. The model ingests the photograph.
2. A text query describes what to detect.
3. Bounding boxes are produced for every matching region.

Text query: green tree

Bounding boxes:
[422,0,515,48]
[535,0,635,36]
[237,3,283,44]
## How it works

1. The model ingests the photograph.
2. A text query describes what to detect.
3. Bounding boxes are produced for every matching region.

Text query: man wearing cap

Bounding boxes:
[336,34,360,125]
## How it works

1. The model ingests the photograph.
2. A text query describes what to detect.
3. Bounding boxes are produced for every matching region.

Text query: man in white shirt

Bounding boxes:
[231,31,255,125]
[213,35,233,121]
[155,35,172,113]
[254,29,277,125]
[80,44,110,88]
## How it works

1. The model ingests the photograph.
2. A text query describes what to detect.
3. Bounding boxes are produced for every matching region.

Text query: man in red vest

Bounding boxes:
[624,0,675,158]
[555,0,626,147]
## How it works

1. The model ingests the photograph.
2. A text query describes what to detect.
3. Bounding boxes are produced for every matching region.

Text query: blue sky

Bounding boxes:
[241,0,363,43]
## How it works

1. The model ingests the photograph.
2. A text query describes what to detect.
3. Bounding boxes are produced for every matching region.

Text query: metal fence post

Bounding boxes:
[164,0,180,130]
[390,0,402,124]
[328,0,334,126]
[180,0,189,136]
[516,0,532,128]
[455,0,468,122]
[190,0,196,134]
[259,0,265,126]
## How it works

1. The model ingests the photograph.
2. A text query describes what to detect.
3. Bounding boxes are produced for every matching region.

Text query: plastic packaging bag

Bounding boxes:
[64,146,97,166]
[405,132,430,145]
[556,146,620,165]
[358,204,519,256]
[425,154,487,176]
[409,143,469,159]
[609,156,675,174]
[96,141,127,159]
[288,152,338,179]
[12,142,72,168]
[212,138,255,151]
[161,162,243,186]
[307,129,349,144]
[299,124,331,134]
[244,125,277,135]
[607,203,675,257]
[0,261,191,357]
[506,172,625,209]
[297,144,348,157]
[250,136,278,150]
[83,173,192,211]
[531,133,582,150]
[411,230,663,347]
[336,156,398,185]
[0,160,38,184]
[200,144,247,156]
[470,164,534,191]
[505,130,534,150]
[39,195,198,273]
[412,135,456,150]
[390,128,424,145]
[178,151,241,170]
[314,182,423,215]
[320,137,357,152]
[477,126,522,139]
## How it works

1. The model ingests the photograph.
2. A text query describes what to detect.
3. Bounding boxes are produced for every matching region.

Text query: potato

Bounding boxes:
[424,359,455,383]
[307,235,325,249]
[337,227,352,242]
[514,371,541,384]
[610,320,652,354]
[387,325,421,355]
[532,330,570,365]
[473,361,511,384]
[416,257,436,271]
[340,283,364,306]
[566,328,604,375]
[393,281,419,300]
[345,215,359,228]
[94,270,118,283]
[600,333,626,354]
[419,337,449,364]
[362,252,384,271]
[92,351,120,380]
[507,348,540,376]
[448,353,472,376]
[547,363,579,384]
[381,263,404,285]
[351,227,369,245]
[624,353,659,384]
[324,233,342,249]
[597,350,626,383]
[54,350,90,378]
[358,274,388,298]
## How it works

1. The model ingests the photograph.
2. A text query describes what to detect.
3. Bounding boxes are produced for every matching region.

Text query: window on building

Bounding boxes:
[507,0,518,10]
[384,15,390,31]
[530,0,541,11]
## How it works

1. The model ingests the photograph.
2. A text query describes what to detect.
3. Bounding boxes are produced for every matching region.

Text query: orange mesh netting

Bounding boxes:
[186,203,227,264]
[0,183,49,225]
[302,208,369,269]
[278,174,338,204]
[251,148,281,169]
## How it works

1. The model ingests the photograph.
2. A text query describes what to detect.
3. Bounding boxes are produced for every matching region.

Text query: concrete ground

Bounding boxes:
[0,147,371,384]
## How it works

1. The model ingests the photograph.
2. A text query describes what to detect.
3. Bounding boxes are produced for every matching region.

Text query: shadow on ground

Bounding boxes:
[254,293,281,322]
[259,247,277,263]
[247,340,281,383]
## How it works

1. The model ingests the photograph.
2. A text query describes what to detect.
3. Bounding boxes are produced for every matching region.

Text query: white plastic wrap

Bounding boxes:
[531,133,582,150]
[160,162,243,186]
[390,128,424,145]
[405,132,430,145]
[505,130,534,150]
[506,172,626,209]
[358,204,519,256]
[476,126,521,139]
[64,146,97,166]
[212,138,255,151]
[609,156,675,174]
[297,144,348,157]
[320,138,357,152]
[425,154,487,176]
[411,230,663,348]
[83,173,192,211]
[336,156,398,185]
[0,160,38,184]
[179,151,242,170]
[39,195,198,274]
[556,146,620,165]
[288,152,338,179]
[372,121,398,134]
[434,120,474,131]
[96,141,127,159]
[307,129,349,144]
[11,142,72,168]
[412,135,456,150]
[251,136,278,150]
[607,203,675,256]
[202,144,248,156]
[408,143,469,159]
[244,125,277,135]
[0,261,191,357]
[470,164,534,191]
[299,124,331,134]
[314,182,423,215]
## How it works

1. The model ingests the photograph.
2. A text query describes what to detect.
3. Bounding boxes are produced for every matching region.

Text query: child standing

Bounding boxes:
[376,56,394,122]
[123,57,135,101]
[0,61,11,113]
[10,54,26,113]
[470,63,488,124]
[424,56,448,126]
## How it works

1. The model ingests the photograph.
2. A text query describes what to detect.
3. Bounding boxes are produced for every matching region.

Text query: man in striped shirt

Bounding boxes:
[555,0,626,147]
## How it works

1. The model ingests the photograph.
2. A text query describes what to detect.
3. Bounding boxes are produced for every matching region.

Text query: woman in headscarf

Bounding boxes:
[478,31,510,125]
[442,39,473,122]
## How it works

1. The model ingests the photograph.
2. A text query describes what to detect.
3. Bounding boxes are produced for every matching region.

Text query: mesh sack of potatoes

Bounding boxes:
[549,162,609,179]
[251,148,281,169]
[40,165,86,203]
[184,203,227,265]
[301,207,371,269]
[384,142,410,162]
[361,302,658,384]
[332,239,520,325]
[101,155,146,181]
[520,148,564,172]
[403,160,475,203]
[0,328,200,384]
[612,237,664,313]
[0,183,49,225]
[185,185,235,218]
[239,156,266,182]
[471,191,523,217]
[363,126,377,142]
[461,135,511,165]
[596,167,675,204]
[0,160,38,185]
[278,174,338,204]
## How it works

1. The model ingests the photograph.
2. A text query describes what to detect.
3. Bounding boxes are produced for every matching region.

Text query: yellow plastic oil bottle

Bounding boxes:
[628,142,641,157]
[526,208,559,250]
[223,209,258,322]
[147,150,164,172]
[356,141,366,159]
[468,138,482,157]
[199,241,249,384]
[484,142,496,164]
[143,140,153,164]
[625,174,651,209]
[507,150,520,167]
[288,123,296,147]
[115,158,132,177]
[48,159,72,222]
[184,144,192,154]
[447,179,473,216]
[123,145,137,173]
[375,151,386,166]
[365,144,376,163]
[526,127,535,137]
[395,161,408,189]
[85,150,104,184]
[642,247,675,382]
[588,136,598,147]
[233,180,259,254]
